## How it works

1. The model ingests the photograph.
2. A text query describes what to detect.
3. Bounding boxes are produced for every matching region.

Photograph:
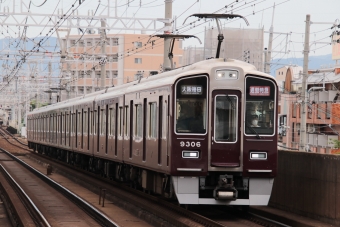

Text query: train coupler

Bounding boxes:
[213,174,238,200]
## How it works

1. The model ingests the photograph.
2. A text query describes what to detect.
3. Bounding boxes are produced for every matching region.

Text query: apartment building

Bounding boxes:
[60,33,183,100]
[278,66,340,154]
[181,28,264,69]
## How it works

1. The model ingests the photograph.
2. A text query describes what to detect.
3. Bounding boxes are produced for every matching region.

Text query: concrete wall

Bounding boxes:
[269,150,340,225]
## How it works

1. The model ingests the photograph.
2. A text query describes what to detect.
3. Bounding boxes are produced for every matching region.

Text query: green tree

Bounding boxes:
[330,138,340,149]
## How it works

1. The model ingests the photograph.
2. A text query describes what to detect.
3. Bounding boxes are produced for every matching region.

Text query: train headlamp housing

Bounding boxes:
[250,152,267,160]
[182,150,199,158]
[216,70,238,80]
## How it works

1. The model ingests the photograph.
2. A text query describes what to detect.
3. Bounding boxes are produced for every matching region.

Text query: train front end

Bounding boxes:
[171,59,278,205]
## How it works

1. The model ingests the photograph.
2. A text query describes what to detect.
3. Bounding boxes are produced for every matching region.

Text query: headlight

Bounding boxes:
[250,152,267,160]
[182,150,199,158]
[216,70,238,80]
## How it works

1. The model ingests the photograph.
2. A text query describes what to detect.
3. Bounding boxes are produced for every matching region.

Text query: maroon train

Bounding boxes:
[27,58,278,206]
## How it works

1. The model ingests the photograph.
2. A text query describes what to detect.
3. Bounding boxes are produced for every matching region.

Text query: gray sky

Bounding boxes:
[1,0,339,59]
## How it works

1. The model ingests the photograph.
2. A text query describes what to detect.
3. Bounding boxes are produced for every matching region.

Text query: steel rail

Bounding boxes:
[0,127,28,146]
[0,164,51,227]
[0,148,119,227]
[33,150,226,227]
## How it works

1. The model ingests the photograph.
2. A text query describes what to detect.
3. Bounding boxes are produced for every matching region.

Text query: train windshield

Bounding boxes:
[245,76,276,135]
[175,75,207,134]
[214,95,238,142]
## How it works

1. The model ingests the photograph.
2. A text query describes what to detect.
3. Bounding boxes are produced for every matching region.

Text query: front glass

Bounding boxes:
[245,76,276,135]
[175,76,207,134]
[214,95,237,142]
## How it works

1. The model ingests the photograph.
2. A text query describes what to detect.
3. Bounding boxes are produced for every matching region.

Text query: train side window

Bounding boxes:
[56,114,58,134]
[93,110,97,135]
[65,114,68,134]
[149,102,157,138]
[49,115,51,141]
[64,113,66,145]
[135,104,142,137]
[59,114,61,134]
[104,107,108,135]
[163,98,168,139]
[87,108,90,150]
[60,113,64,133]
[101,109,105,135]
[111,107,116,136]
[71,113,74,134]
[89,111,93,135]
[81,109,84,135]
[78,111,82,134]
[129,100,133,158]
[125,105,129,136]
[109,108,113,135]
[119,107,123,136]
[54,114,57,134]
[97,106,100,136]
[75,111,78,135]
[84,111,88,134]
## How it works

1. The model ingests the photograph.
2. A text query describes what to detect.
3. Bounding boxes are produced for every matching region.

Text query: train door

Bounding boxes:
[211,90,241,167]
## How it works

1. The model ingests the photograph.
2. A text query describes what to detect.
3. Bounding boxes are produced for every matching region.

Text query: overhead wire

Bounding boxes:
[0,0,84,92]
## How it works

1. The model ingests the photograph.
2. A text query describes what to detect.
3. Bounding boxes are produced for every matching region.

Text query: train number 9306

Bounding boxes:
[180,141,201,148]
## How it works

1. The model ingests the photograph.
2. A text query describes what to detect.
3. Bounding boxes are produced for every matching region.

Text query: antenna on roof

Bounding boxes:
[183,14,249,58]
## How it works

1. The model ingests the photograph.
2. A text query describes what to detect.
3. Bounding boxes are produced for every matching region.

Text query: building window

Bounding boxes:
[112,71,118,78]
[79,40,85,47]
[110,54,118,62]
[70,40,76,46]
[134,42,142,48]
[135,58,142,64]
[112,38,118,46]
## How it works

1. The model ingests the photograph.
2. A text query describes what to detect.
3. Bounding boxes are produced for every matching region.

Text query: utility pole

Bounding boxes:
[48,62,52,104]
[299,14,310,152]
[100,19,107,90]
[163,0,172,71]
[18,91,21,133]
[265,3,275,74]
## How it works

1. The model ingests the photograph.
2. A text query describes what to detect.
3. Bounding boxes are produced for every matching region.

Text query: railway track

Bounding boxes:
[0,133,118,226]
[0,129,289,227]
[26,151,290,227]
[0,163,50,227]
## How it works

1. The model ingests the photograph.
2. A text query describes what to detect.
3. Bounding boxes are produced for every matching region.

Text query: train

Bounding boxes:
[27,58,278,206]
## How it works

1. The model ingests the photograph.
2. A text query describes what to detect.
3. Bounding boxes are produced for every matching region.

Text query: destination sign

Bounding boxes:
[181,85,203,95]
[249,86,270,96]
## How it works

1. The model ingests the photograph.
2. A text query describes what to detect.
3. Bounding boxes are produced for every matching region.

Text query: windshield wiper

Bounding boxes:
[245,123,261,139]
[226,93,235,110]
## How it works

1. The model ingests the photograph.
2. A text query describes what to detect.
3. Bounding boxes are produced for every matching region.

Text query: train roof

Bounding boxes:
[28,58,276,116]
